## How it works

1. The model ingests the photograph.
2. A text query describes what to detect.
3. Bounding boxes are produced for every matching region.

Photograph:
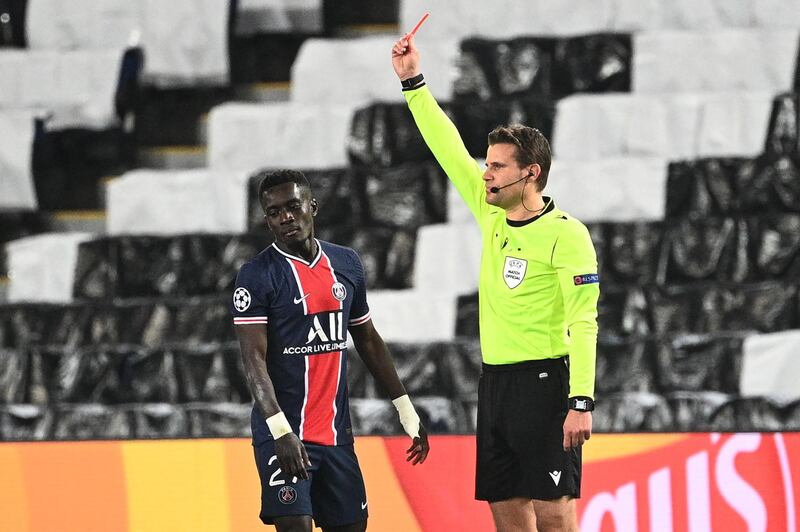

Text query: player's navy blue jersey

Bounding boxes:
[231,240,370,447]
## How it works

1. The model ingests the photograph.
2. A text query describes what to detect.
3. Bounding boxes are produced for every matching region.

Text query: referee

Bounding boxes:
[392,35,599,531]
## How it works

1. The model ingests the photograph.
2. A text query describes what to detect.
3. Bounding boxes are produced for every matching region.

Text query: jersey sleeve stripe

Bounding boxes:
[233,317,268,324]
[348,312,371,326]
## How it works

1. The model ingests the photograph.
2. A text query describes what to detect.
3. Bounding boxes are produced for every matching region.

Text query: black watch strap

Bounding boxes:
[401,73,425,91]
[569,396,595,412]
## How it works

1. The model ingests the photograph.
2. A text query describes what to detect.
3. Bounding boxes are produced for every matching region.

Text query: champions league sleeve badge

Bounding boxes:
[233,287,252,312]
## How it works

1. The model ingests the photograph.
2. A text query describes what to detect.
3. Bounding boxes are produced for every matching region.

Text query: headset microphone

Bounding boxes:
[489,173,534,194]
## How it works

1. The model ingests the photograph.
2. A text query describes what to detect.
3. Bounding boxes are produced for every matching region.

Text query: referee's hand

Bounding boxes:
[563,410,592,451]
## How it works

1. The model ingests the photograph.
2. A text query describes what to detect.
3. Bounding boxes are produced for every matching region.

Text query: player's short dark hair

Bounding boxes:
[254,169,312,201]
[488,125,552,191]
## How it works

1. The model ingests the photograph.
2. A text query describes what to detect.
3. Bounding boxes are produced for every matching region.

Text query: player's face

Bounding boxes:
[483,143,530,209]
[262,182,317,246]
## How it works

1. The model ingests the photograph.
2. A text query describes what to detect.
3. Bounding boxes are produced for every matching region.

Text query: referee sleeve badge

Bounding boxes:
[573,274,599,286]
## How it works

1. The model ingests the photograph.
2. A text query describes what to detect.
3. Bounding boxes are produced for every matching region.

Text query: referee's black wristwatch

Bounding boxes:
[569,396,595,412]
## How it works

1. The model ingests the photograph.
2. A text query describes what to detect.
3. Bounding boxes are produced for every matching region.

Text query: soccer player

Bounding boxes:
[391,35,599,531]
[232,169,430,532]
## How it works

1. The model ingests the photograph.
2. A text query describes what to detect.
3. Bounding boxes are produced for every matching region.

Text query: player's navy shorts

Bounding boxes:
[253,440,368,528]
[475,356,581,502]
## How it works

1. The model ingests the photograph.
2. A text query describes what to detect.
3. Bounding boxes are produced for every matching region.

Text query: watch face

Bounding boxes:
[575,399,587,410]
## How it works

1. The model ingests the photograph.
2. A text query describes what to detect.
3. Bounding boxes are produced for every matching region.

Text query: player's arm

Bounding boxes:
[235,324,311,479]
[552,222,600,450]
[349,320,430,465]
[391,34,486,218]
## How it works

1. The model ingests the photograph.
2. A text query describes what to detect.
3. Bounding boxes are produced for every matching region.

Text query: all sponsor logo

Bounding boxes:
[503,257,528,289]
[278,485,297,505]
[332,282,346,301]
[233,287,251,312]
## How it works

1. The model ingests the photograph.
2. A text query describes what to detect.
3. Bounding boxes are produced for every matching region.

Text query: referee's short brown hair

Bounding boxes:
[488,125,552,191]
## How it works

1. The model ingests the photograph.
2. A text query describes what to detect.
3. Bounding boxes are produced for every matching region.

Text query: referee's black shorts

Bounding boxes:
[475,356,581,502]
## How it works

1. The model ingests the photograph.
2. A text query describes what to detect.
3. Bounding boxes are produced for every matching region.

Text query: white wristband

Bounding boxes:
[266,411,293,440]
[392,394,420,439]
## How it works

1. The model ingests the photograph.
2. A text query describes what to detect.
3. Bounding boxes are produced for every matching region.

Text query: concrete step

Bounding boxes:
[138,145,207,170]
[233,81,291,103]
[48,210,106,233]
[335,23,399,38]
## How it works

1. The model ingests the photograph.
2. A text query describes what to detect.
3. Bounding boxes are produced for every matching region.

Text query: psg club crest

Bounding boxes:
[233,287,251,312]
[332,282,346,301]
[503,257,527,289]
[278,485,297,505]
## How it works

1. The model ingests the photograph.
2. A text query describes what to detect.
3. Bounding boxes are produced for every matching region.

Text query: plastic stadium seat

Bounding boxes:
[171,344,249,403]
[595,338,657,394]
[648,282,798,335]
[782,399,800,430]
[665,391,732,431]
[666,155,800,217]
[73,234,271,299]
[588,221,663,284]
[653,334,743,393]
[290,35,459,105]
[0,110,38,210]
[596,286,650,338]
[741,329,800,402]
[131,403,190,439]
[708,396,784,431]
[208,102,357,170]
[764,93,800,156]
[400,0,800,39]
[414,223,481,297]
[454,34,631,101]
[54,403,133,440]
[348,103,437,168]
[633,30,799,93]
[592,392,673,432]
[0,404,53,440]
[549,159,667,222]
[106,170,253,235]
[6,233,94,303]
[553,92,774,160]
[26,0,231,87]
[0,348,26,403]
[186,402,255,438]
[234,0,323,34]
[350,397,468,435]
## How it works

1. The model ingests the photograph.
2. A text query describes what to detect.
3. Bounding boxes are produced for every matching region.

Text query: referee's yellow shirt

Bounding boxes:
[405,85,600,399]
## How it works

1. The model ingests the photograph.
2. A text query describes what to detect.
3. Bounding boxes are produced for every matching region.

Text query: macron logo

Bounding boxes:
[549,471,562,486]
[293,293,310,305]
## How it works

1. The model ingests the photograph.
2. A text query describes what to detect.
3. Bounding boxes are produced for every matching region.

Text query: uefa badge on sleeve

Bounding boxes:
[233,287,251,312]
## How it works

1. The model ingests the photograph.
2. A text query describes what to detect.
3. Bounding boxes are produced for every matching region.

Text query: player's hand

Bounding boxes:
[391,34,420,81]
[275,432,312,480]
[563,410,592,451]
[406,423,430,465]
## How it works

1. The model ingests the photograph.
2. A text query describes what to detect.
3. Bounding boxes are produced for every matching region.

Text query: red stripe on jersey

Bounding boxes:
[301,351,342,445]
[292,253,341,314]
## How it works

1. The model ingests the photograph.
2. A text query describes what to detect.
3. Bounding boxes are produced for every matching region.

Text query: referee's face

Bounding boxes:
[484,143,530,209]
[261,182,317,246]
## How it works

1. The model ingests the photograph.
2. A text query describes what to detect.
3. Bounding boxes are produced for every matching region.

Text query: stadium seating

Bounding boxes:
[3,0,800,442]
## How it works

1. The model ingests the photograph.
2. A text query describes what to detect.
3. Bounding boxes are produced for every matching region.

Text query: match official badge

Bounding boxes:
[233,287,251,312]
[332,282,346,301]
[278,486,297,505]
[503,257,527,289]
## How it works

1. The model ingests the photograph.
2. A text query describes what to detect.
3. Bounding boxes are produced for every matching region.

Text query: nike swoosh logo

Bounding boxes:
[293,293,310,304]
[361,501,368,510]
